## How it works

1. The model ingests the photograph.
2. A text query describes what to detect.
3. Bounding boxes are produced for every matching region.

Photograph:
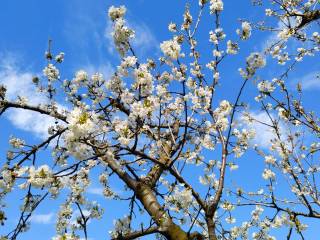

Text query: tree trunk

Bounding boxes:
[135,183,190,239]
[206,217,217,240]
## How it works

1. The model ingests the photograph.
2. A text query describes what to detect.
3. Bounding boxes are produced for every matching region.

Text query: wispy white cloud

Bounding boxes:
[105,18,158,57]
[87,185,124,196]
[70,209,91,227]
[291,71,320,90]
[261,17,317,52]
[6,109,57,139]
[260,17,302,52]
[87,187,103,196]
[104,20,115,56]
[63,2,105,53]
[0,54,40,101]
[30,212,54,224]
[62,1,116,83]
[130,21,159,55]
[81,62,114,80]
[260,20,283,51]
[241,111,285,149]
[248,111,277,149]
[0,54,64,139]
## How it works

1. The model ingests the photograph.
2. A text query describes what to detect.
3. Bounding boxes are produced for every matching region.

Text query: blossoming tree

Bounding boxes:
[1,0,320,239]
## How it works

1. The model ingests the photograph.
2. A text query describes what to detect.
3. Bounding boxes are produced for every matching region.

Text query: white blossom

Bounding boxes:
[210,0,224,13]
[9,137,25,149]
[110,16,135,56]
[108,5,126,21]
[265,155,276,165]
[257,80,275,93]
[236,21,252,40]
[226,40,239,54]
[262,169,275,180]
[133,64,154,96]
[109,216,131,238]
[43,63,60,81]
[52,233,79,240]
[168,22,177,32]
[55,52,65,63]
[74,70,88,84]
[165,186,193,212]
[160,39,181,60]
[28,165,53,188]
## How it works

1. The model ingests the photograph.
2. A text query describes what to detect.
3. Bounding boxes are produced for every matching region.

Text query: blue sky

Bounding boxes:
[1,0,320,239]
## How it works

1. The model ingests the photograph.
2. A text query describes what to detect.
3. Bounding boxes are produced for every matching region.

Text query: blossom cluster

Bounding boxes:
[236,21,252,40]
[108,5,134,56]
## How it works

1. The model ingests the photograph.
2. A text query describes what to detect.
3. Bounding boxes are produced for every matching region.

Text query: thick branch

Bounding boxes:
[111,226,159,240]
[1,101,67,122]
[296,10,320,29]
